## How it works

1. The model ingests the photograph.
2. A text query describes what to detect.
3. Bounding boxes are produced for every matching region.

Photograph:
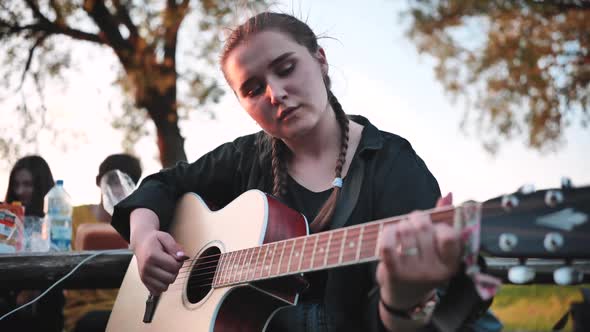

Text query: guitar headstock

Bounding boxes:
[478,180,590,284]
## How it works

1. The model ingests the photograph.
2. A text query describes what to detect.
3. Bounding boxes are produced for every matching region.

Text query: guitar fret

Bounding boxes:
[275,241,287,276]
[327,229,343,266]
[305,235,317,270]
[311,232,329,269]
[289,238,304,273]
[263,245,272,279]
[310,235,319,269]
[267,242,278,277]
[239,248,252,283]
[213,253,224,287]
[323,232,333,267]
[338,229,348,264]
[359,223,380,260]
[341,227,361,264]
[231,250,243,284]
[375,222,384,257]
[297,237,308,271]
[355,225,365,261]
[225,251,236,285]
[230,250,240,284]
[246,247,257,280]
[255,245,268,280]
[237,249,248,283]
[287,239,297,273]
[240,249,250,283]
[250,247,261,281]
[222,252,232,285]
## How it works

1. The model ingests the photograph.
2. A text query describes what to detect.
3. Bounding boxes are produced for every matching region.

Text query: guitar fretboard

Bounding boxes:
[212,208,455,287]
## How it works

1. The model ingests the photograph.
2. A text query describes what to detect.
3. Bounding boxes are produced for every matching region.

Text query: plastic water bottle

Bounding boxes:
[45,180,73,251]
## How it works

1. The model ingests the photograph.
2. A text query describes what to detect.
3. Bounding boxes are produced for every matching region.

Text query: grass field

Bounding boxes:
[491,284,586,332]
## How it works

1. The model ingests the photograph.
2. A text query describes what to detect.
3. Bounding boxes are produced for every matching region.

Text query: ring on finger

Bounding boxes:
[402,247,420,256]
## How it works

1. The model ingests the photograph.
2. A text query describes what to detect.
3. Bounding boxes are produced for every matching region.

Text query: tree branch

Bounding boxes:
[48,0,65,25]
[19,33,48,90]
[83,0,133,56]
[1,1,103,43]
[527,0,590,10]
[163,0,190,63]
[112,0,139,40]
[1,19,103,44]
[24,0,50,23]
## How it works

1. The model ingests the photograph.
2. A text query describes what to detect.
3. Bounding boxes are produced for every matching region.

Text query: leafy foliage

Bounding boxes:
[0,0,268,167]
[405,0,590,153]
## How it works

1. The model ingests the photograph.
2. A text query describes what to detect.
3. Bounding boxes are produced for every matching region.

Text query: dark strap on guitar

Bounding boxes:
[553,288,590,332]
[431,269,491,332]
[328,160,364,230]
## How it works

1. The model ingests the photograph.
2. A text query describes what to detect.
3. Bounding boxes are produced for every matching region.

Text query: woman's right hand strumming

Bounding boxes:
[129,208,187,295]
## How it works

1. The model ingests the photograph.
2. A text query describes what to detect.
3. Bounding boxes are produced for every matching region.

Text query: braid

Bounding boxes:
[331,91,350,179]
[309,90,350,232]
[268,90,349,232]
[271,137,288,197]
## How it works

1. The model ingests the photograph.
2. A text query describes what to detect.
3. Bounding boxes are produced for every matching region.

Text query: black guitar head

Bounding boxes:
[480,185,590,259]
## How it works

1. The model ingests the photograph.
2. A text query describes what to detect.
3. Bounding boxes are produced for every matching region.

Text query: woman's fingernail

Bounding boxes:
[176,251,185,257]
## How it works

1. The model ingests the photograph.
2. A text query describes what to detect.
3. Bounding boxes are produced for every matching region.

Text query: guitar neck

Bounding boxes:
[212,207,456,287]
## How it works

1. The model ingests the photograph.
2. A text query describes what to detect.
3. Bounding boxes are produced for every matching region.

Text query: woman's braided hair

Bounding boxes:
[221,12,350,232]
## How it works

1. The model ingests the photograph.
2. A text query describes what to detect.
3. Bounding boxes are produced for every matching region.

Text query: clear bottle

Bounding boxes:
[44,180,73,251]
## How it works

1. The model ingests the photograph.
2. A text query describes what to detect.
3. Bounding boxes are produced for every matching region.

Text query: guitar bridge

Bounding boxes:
[143,294,160,323]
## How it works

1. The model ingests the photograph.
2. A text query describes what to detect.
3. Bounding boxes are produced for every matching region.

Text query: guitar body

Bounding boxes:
[107,190,309,332]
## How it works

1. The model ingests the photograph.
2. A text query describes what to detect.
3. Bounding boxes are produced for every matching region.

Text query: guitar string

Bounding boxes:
[157,194,587,292]
[161,196,567,269]
[167,195,569,285]
[161,193,583,272]
[170,232,383,291]
[171,236,381,289]
[171,233,381,289]
[171,212,588,292]
[171,232,381,288]
[174,228,382,279]
[172,206,456,268]
[174,226,382,275]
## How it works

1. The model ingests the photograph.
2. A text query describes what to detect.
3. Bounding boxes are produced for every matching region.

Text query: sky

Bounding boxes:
[1,0,589,208]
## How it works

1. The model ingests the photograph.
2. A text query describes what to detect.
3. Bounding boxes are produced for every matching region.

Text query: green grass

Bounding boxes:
[491,285,586,332]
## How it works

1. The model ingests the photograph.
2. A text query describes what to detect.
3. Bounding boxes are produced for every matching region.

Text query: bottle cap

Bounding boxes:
[56,180,64,186]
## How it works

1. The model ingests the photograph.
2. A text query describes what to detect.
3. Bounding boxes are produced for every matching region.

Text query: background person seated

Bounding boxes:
[64,153,142,332]
[1,155,64,332]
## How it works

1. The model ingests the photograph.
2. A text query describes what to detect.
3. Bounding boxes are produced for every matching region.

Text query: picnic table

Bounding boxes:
[0,250,132,290]
[1,251,588,290]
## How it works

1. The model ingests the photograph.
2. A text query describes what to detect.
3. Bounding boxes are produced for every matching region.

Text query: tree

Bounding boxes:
[0,0,267,167]
[404,0,590,153]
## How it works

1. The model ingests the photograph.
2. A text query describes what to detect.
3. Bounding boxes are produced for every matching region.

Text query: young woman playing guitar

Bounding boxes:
[110,12,500,332]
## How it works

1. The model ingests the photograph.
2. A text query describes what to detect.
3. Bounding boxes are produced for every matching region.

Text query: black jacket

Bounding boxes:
[112,115,493,331]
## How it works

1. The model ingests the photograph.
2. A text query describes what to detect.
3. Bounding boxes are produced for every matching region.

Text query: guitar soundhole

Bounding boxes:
[186,246,221,304]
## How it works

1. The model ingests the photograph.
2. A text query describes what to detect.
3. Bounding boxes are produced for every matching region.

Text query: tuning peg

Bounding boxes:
[499,233,518,252]
[561,177,573,189]
[508,265,536,284]
[543,232,564,252]
[544,190,564,207]
[501,195,519,211]
[553,266,584,285]
[517,184,536,194]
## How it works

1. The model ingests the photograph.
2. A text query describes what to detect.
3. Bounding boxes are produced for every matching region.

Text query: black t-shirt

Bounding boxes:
[283,175,331,303]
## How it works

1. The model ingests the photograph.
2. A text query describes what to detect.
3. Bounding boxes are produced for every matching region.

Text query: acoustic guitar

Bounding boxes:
[107,184,590,331]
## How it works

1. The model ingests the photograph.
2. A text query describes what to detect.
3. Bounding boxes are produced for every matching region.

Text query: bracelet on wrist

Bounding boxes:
[379,291,438,322]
